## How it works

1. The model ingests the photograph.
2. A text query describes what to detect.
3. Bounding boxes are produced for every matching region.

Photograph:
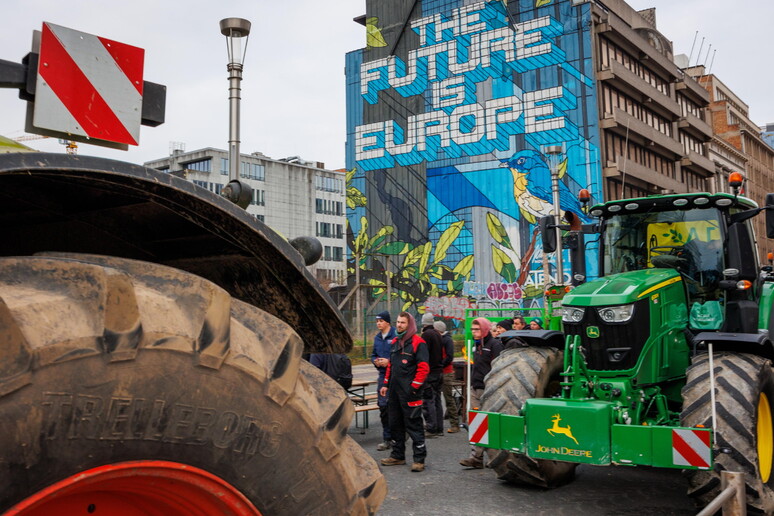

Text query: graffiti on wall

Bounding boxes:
[346,0,602,312]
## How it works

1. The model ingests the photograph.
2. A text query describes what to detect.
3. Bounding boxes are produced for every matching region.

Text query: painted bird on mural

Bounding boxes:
[500,149,588,224]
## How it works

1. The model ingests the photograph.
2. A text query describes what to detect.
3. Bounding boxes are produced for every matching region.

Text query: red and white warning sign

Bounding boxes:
[468,411,489,446]
[33,22,144,146]
[672,428,711,468]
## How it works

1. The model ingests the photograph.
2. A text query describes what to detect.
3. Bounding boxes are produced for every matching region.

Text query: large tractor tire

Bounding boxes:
[0,254,386,515]
[480,346,577,488]
[681,352,774,514]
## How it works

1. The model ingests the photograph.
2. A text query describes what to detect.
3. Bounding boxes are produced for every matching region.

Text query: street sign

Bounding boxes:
[31,22,144,148]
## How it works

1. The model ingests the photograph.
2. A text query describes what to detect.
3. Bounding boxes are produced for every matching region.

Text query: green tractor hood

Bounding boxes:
[563,268,682,307]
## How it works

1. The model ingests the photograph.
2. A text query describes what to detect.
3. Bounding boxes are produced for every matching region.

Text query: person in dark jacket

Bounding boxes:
[435,320,460,433]
[420,312,444,437]
[492,318,513,338]
[371,311,396,451]
[460,317,503,469]
[380,312,429,472]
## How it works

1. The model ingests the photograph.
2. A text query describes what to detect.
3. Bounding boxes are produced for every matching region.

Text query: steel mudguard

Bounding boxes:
[0,152,350,353]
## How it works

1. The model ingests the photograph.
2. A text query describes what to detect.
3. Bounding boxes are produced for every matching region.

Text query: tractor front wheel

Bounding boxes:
[480,346,577,488]
[0,254,386,515]
[681,352,774,513]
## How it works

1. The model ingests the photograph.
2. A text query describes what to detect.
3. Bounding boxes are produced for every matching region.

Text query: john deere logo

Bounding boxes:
[547,414,579,444]
[586,326,600,338]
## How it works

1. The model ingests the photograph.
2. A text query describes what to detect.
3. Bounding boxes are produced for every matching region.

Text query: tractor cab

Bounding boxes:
[591,192,754,332]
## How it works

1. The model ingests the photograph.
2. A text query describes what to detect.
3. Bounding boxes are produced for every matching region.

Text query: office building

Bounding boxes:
[145,148,347,287]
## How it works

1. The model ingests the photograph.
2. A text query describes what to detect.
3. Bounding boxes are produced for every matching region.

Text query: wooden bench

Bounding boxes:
[353,402,380,433]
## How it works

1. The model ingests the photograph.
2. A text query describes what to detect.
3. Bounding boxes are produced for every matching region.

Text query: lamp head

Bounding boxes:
[220,18,251,66]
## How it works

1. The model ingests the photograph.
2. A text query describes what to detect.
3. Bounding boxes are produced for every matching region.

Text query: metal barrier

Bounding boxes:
[696,471,746,516]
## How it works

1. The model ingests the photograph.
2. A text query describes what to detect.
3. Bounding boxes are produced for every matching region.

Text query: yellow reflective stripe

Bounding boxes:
[637,276,682,298]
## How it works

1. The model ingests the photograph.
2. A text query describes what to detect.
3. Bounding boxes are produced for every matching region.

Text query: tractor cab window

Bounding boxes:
[603,208,723,299]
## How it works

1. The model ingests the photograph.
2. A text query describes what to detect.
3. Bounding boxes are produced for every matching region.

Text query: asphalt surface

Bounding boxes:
[349,365,697,516]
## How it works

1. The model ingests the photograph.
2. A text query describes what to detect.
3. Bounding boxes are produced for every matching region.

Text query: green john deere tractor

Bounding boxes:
[472,190,774,512]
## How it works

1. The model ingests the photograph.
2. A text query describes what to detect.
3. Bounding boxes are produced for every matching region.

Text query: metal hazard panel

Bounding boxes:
[32,22,144,147]
[651,426,713,470]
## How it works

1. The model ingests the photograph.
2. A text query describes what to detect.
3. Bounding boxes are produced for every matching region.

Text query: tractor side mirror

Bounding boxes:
[766,193,774,238]
[539,215,556,253]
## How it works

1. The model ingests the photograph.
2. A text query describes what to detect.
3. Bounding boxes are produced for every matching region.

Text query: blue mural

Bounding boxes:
[346,0,603,311]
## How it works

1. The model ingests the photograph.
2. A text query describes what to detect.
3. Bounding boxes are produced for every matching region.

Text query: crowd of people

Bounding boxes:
[309,311,542,472]
[368,310,539,472]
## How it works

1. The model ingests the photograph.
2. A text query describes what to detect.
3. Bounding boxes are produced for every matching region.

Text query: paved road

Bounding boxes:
[349,365,696,516]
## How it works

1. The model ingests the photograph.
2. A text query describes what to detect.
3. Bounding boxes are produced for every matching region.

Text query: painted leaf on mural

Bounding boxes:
[377,241,411,255]
[453,255,474,279]
[492,245,518,283]
[368,278,386,295]
[430,264,454,281]
[368,226,394,250]
[345,168,356,185]
[535,0,552,7]
[557,157,568,179]
[403,244,426,267]
[346,186,367,209]
[355,216,369,255]
[418,241,433,274]
[434,220,465,263]
[486,212,512,250]
[366,17,388,49]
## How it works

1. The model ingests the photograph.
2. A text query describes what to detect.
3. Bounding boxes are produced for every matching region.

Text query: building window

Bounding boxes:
[240,162,266,181]
[157,166,169,173]
[184,159,212,173]
[315,175,344,193]
[333,246,343,261]
[220,158,229,175]
[315,198,344,215]
[252,189,265,206]
[256,214,265,222]
[193,179,208,189]
[601,84,672,137]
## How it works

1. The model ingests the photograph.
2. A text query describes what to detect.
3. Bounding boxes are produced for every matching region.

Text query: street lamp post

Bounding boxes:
[545,145,564,285]
[218,18,253,209]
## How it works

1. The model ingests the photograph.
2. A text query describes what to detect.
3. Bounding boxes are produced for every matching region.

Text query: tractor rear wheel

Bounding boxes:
[480,346,577,488]
[0,254,385,515]
[681,352,774,513]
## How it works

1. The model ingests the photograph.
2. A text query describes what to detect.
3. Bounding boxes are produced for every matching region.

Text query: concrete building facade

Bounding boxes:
[595,1,714,200]
[686,70,774,258]
[145,149,347,287]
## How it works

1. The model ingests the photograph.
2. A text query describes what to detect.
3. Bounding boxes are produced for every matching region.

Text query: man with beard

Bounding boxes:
[380,312,430,472]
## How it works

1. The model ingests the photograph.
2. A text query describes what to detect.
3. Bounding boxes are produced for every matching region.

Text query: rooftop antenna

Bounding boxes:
[687,31,698,66]
[702,43,713,67]
[694,37,705,67]
[708,49,717,74]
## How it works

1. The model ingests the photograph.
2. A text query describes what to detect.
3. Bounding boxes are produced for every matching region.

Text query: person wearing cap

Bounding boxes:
[530,317,544,330]
[420,312,444,437]
[372,310,396,451]
[492,319,513,338]
[380,312,429,472]
[435,320,460,433]
[460,317,504,469]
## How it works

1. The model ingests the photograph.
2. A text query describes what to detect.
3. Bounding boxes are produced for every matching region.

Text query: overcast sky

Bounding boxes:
[1,1,772,168]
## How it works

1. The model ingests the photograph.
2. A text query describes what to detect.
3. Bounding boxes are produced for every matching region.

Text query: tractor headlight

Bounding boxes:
[562,306,585,323]
[597,304,635,323]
